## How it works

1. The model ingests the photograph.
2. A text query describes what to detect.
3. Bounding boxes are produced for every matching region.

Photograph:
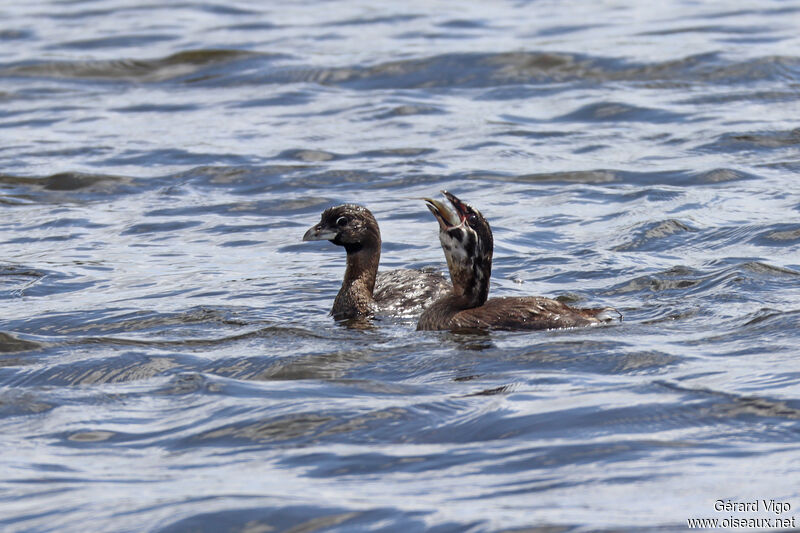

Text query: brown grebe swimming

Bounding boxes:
[304,204,451,320]
[417,192,621,331]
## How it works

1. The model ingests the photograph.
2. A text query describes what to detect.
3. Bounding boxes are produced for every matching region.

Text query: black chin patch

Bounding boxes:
[343,242,363,254]
[448,228,464,241]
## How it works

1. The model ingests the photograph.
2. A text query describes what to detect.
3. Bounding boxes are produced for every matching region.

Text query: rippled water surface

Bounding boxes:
[2,1,800,531]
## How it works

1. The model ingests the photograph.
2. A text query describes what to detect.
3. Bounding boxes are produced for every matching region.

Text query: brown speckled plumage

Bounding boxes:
[304,204,450,320]
[417,192,621,331]
[418,294,616,331]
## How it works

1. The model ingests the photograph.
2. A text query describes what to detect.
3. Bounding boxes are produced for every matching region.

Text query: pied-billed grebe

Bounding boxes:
[304,204,451,320]
[417,192,621,331]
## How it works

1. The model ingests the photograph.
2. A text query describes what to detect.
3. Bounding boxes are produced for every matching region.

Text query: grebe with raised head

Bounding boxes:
[417,192,621,331]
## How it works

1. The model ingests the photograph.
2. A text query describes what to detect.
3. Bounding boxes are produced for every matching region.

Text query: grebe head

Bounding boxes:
[303,204,381,254]
[424,191,492,305]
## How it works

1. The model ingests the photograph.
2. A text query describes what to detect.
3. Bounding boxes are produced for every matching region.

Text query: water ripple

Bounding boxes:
[0,49,270,83]
[2,2,799,531]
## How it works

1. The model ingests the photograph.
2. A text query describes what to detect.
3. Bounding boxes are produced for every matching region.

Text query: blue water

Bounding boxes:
[2,2,800,531]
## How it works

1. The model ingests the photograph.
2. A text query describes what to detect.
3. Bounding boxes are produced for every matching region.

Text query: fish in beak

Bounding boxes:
[423,190,471,231]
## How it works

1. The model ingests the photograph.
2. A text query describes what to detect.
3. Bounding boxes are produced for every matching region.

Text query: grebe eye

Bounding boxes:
[467,214,478,225]
[336,216,348,227]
